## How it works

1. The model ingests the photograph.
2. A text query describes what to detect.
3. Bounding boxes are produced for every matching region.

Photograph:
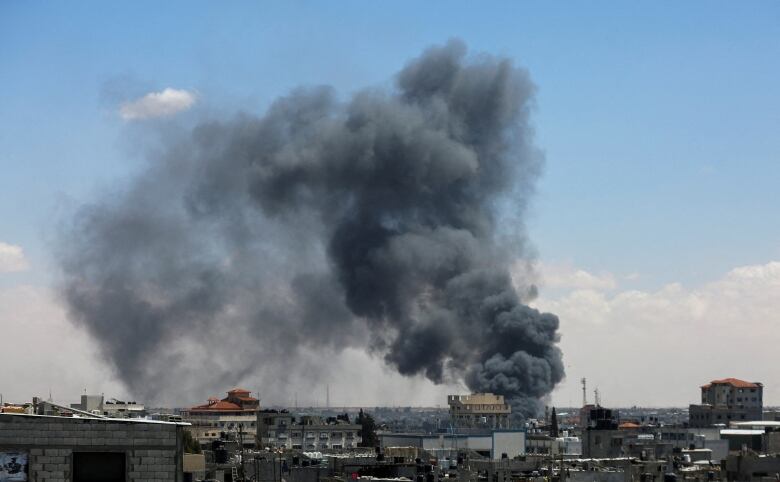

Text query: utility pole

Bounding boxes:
[238,423,245,481]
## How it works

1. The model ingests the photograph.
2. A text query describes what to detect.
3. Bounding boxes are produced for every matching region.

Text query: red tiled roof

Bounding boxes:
[190,400,243,411]
[619,422,641,429]
[702,378,760,389]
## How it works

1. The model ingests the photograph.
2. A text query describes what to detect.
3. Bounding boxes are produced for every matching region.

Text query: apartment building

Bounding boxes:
[257,411,361,450]
[447,393,511,429]
[689,378,763,427]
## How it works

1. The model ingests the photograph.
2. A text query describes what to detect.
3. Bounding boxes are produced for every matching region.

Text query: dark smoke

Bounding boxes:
[59,40,564,417]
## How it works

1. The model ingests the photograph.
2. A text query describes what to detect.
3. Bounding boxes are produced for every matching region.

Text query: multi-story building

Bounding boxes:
[689,378,763,427]
[447,393,511,429]
[181,388,260,445]
[257,411,361,450]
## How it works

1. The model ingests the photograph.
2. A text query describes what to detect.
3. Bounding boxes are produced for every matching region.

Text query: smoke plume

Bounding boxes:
[59,40,564,416]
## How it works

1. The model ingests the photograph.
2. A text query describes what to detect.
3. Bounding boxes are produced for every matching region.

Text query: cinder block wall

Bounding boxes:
[0,413,183,482]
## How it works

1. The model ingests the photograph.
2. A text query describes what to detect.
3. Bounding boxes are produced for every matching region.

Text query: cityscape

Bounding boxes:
[2,2,779,482]
[1,379,780,480]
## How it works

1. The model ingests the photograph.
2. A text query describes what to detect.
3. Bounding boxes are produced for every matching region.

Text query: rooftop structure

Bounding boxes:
[70,394,146,418]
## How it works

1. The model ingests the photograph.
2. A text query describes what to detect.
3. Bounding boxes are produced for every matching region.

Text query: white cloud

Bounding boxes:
[532,261,618,291]
[530,260,780,407]
[0,242,29,272]
[119,88,197,120]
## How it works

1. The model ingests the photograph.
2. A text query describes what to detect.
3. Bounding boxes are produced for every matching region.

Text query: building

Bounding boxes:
[0,412,187,482]
[447,393,511,429]
[378,430,524,459]
[689,378,763,427]
[257,411,361,450]
[181,388,260,445]
[70,395,146,418]
[581,406,619,430]
[657,427,728,462]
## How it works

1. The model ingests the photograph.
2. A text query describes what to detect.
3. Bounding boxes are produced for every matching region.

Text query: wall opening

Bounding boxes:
[73,452,126,482]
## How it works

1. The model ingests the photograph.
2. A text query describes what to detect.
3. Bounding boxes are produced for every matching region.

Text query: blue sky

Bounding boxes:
[1,2,779,406]
[3,1,778,287]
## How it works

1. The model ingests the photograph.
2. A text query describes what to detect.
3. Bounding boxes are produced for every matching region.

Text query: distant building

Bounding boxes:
[689,378,763,427]
[257,411,361,450]
[581,405,619,430]
[379,431,525,459]
[181,388,260,445]
[70,395,146,418]
[658,427,728,462]
[447,393,511,429]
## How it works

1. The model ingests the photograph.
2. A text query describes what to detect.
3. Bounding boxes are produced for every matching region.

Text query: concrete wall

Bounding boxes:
[491,431,525,459]
[0,413,184,482]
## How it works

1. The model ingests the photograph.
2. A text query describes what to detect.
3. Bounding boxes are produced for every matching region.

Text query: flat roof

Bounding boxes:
[732,421,780,428]
[720,429,763,435]
[0,412,190,426]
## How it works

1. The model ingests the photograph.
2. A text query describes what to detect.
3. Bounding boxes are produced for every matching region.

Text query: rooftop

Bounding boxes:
[0,412,189,426]
[701,378,762,389]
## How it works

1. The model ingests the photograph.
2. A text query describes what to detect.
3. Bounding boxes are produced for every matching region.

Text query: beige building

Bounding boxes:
[181,388,260,445]
[448,393,511,429]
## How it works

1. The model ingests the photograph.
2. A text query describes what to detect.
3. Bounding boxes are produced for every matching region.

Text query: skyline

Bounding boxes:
[1,2,779,408]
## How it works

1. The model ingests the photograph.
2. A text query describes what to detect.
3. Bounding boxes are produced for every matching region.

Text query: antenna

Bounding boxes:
[581,378,587,406]
[594,388,601,407]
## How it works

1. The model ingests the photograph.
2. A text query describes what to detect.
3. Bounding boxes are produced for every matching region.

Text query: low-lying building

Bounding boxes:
[70,395,146,418]
[0,412,187,482]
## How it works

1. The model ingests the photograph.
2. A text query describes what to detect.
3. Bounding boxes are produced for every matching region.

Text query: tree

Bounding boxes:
[549,406,559,438]
[182,429,202,454]
[357,409,378,448]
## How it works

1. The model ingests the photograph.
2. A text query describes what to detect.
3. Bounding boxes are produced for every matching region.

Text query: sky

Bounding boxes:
[1,1,778,408]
